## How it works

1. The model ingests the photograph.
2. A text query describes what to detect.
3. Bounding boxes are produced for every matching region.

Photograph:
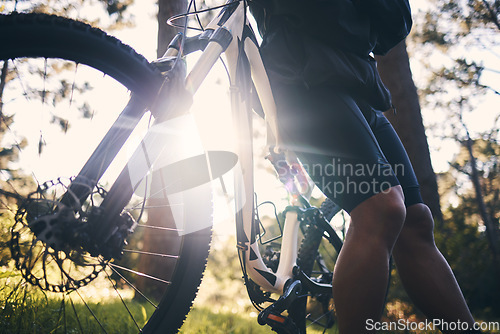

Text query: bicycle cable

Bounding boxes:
[167,0,244,31]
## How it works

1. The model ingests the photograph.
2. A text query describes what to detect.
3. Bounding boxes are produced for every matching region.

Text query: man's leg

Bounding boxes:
[392,203,476,332]
[333,185,406,333]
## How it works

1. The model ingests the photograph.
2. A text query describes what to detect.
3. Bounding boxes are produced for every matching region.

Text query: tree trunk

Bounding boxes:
[464,136,500,274]
[0,61,8,114]
[135,0,187,301]
[157,0,186,57]
[375,40,444,224]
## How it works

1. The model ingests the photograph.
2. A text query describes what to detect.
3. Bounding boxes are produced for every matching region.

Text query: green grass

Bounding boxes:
[0,277,336,334]
[0,279,154,333]
[181,306,341,334]
[181,307,273,334]
[0,232,340,334]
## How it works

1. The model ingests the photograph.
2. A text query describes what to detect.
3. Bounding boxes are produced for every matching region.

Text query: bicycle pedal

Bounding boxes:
[258,311,298,334]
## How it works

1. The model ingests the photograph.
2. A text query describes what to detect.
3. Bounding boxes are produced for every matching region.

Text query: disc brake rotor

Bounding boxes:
[10,178,107,292]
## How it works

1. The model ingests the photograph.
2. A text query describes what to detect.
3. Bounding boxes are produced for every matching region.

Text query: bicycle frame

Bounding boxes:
[1,6,344,333]
[172,0,308,294]
[64,0,316,294]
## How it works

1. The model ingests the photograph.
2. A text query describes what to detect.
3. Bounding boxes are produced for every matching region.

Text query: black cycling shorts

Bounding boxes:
[272,83,423,213]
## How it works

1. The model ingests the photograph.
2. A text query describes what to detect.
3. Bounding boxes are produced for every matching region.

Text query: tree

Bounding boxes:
[157,0,187,56]
[377,0,500,319]
[376,0,500,319]
[375,41,444,224]
[454,123,500,273]
[134,0,187,300]
[412,0,500,271]
[437,138,500,317]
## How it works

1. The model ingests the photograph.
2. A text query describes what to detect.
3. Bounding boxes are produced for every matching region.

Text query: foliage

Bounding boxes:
[1,0,500,330]
[436,206,500,319]
[448,137,500,216]
[400,0,500,319]
[385,139,500,321]
[437,138,500,318]
[1,0,135,28]
[411,0,499,140]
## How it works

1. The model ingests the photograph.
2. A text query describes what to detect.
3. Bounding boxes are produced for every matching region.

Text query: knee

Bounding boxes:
[369,186,407,229]
[395,203,436,252]
[404,203,435,238]
[380,190,407,225]
[377,189,407,244]
[350,186,407,245]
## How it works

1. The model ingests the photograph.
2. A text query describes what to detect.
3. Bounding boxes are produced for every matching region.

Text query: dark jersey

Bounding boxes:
[250,0,412,57]
[251,0,376,57]
[253,0,410,111]
[250,0,420,212]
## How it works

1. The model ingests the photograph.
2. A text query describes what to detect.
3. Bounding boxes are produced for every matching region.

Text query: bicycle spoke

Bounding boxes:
[103,269,142,332]
[109,263,172,285]
[11,60,30,103]
[69,63,78,108]
[108,263,158,308]
[69,295,85,334]
[306,309,335,328]
[56,293,66,333]
[122,249,179,259]
[72,285,108,334]
[0,189,23,210]
[136,224,183,233]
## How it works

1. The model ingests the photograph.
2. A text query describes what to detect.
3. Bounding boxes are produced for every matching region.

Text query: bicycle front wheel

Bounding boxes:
[0,13,212,333]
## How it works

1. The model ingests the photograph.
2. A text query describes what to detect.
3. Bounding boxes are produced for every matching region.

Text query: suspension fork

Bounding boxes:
[60,95,150,208]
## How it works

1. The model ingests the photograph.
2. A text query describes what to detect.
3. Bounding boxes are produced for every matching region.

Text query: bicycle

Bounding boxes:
[0,1,345,332]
